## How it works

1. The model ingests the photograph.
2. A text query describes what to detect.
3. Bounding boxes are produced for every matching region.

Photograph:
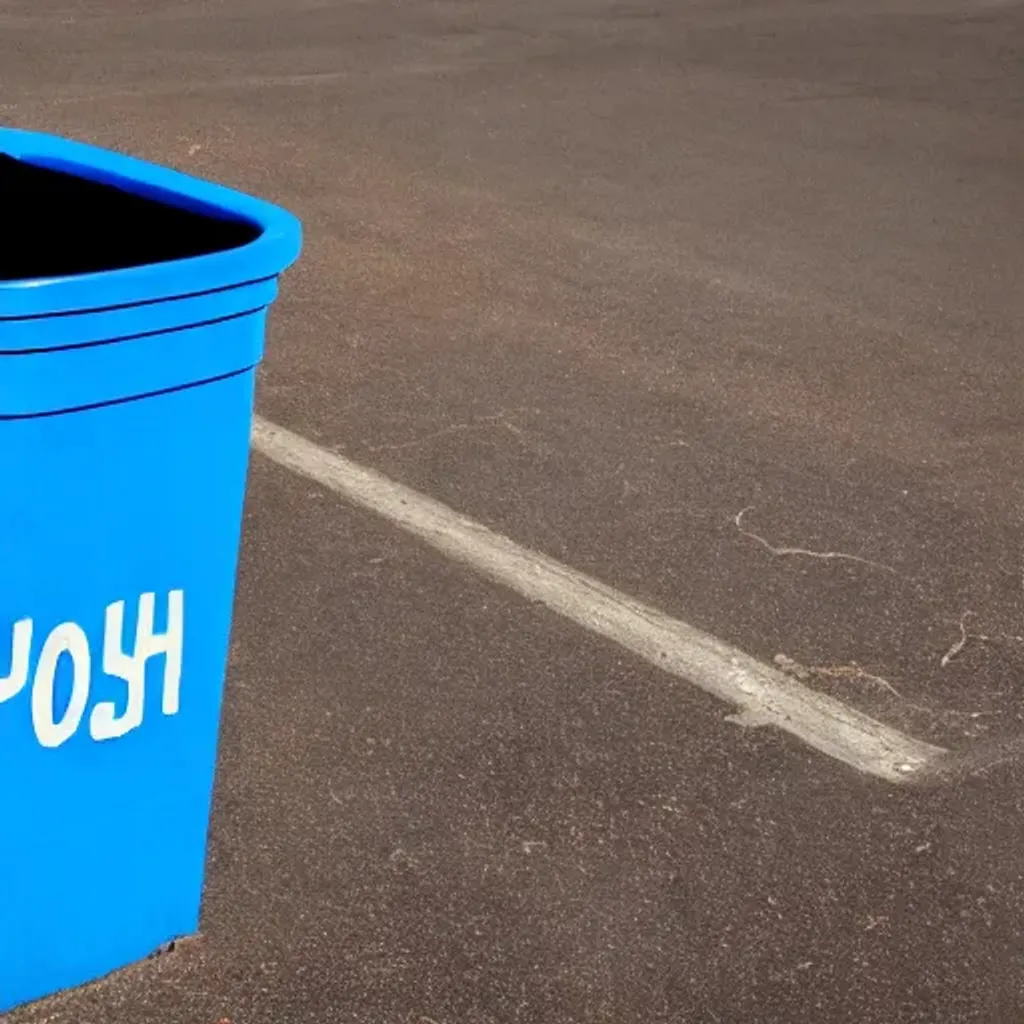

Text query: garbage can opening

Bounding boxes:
[0,153,262,283]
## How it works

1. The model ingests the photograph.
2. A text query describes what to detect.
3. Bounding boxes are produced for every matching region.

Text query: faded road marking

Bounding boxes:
[252,417,947,785]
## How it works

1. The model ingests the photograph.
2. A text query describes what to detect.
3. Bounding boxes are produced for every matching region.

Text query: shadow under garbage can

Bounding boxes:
[0,128,301,1012]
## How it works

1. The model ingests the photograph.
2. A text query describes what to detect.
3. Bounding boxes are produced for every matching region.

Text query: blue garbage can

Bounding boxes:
[0,128,301,1012]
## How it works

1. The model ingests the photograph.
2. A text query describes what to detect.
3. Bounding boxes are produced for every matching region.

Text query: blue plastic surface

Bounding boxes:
[0,128,301,1012]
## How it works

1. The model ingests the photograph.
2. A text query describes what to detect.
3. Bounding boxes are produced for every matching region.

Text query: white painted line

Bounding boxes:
[251,417,948,785]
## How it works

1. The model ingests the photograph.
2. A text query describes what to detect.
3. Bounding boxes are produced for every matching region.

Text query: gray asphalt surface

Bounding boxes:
[4,1,1024,1021]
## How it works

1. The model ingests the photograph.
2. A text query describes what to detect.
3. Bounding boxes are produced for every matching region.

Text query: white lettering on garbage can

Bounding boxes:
[32,623,92,749]
[0,591,184,749]
[91,591,184,740]
[0,618,32,704]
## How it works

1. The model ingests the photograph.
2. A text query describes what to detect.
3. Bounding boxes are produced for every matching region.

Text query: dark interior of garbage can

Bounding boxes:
[0,154,261,282]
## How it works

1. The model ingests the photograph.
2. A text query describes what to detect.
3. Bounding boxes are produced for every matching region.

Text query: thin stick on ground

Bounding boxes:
[941,611,1024,668]
[941,613,971,668]
[774,654,903,698]
[734,507,896,574]
[367,408,541,454]
[775,653,983,721]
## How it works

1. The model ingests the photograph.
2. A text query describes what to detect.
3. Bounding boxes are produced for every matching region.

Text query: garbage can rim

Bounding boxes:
[0,128,301,324]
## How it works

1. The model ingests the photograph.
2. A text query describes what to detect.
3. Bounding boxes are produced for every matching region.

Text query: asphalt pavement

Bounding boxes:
[3,0,1024,1021]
